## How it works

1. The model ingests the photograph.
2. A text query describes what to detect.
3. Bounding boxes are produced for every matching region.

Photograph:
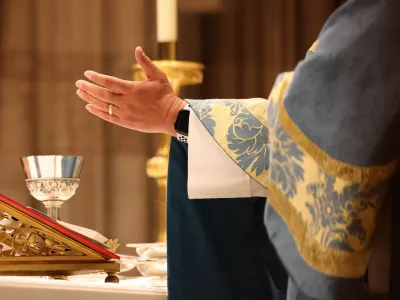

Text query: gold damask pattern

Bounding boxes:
[190,101,217,136]
[225,101,269,176]
[189,98,270,184]
[305,170,387,251]
[188,71,393,278]
[267,75,305,199]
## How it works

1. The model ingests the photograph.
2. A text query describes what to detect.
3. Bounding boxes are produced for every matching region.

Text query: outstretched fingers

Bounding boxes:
[77,89,121,115]
[76,80,122,105]
[84,71,134,93]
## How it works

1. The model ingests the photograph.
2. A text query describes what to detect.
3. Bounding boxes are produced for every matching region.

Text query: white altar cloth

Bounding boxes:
[0,275,167,300]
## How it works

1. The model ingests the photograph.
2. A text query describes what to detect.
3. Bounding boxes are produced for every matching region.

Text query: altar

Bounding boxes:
[0,163,168,300]
[0,276,167,300]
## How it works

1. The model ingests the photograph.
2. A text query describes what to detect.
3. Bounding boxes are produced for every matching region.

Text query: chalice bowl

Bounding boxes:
[20,155,84,220]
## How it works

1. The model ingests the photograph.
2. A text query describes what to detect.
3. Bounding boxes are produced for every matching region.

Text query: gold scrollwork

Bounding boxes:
[0,212,83,257]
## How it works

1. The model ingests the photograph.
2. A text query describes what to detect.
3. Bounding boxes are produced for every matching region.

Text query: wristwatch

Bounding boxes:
[174,104,190,143]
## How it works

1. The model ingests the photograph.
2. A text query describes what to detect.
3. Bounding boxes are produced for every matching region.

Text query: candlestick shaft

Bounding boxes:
[158,42,177,60]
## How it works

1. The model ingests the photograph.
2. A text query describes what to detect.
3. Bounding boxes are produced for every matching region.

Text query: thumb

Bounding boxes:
[135,47,165,81]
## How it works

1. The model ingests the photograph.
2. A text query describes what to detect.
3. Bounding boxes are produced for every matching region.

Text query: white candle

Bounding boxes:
[156,0,177,42]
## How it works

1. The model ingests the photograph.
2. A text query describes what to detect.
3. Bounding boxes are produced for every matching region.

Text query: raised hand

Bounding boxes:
[75,47,186,136]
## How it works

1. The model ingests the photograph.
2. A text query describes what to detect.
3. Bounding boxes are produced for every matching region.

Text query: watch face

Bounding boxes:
[174,109,190,135]
[179,110,190,134]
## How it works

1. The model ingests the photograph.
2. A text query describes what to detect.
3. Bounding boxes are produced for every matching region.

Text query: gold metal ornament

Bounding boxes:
[0,199,120,282]
[132,42,204,242]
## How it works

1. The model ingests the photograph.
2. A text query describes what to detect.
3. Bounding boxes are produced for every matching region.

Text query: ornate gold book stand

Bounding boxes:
[0,193,120,283]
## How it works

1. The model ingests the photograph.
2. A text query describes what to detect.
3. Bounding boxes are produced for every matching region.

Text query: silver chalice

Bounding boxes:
[20,155,84,220]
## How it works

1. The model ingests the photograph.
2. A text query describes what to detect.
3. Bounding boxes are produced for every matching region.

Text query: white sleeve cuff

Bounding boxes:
[187,109,266,199]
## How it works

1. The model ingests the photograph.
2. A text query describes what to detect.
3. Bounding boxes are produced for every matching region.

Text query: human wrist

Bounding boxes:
[164,96,186,137]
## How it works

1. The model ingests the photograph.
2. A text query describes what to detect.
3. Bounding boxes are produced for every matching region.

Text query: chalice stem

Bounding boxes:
[46,206,59,220]
[43,201,62,220]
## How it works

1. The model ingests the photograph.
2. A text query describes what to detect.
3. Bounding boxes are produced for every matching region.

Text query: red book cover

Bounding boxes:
[0,193,119,260]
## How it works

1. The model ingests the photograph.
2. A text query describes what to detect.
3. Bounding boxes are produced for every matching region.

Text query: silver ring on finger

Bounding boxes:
[108,104,114,115]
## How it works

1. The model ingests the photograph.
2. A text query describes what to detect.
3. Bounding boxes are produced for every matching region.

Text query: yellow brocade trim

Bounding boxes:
[266,72,390,278]
[265,181,369,278]
[276,76,397,184]
[309,40,319,53]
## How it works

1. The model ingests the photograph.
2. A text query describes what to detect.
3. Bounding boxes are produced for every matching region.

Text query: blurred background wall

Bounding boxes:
[0,0,343,254]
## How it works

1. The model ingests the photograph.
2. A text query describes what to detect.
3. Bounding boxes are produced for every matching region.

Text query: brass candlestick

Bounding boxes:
[132,42,203,242]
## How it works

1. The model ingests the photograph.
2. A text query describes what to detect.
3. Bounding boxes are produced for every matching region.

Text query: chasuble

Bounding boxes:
[167,0,400,299]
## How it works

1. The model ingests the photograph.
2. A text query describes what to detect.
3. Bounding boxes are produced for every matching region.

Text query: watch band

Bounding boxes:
[174,104,190,144]
[177,133,188,143]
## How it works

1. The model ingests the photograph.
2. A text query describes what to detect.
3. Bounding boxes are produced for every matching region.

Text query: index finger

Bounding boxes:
[84,71,133,93]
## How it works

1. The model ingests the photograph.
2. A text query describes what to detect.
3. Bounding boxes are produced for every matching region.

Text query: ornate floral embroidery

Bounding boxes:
[189,99,270,184]
[190,101,216,136]
[268,94,304,199]
[306,169,387,251]
[224,102,269,176]
[269,127,305,199]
